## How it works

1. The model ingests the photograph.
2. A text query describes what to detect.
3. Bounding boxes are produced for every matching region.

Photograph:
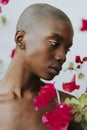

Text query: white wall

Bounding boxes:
[0,0,87,96]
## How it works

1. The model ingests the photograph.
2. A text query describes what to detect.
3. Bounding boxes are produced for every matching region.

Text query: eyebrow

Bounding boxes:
[50,33,63,41]
[50,32,73,47]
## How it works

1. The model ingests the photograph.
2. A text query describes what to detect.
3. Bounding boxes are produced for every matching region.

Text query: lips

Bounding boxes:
[48,65,62,76]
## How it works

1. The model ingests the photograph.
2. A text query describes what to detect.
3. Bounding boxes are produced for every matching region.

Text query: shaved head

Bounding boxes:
[16,3,73,32]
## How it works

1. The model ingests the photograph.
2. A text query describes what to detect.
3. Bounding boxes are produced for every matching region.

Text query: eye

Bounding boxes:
[65,48,70,54]
[48,40,59,48]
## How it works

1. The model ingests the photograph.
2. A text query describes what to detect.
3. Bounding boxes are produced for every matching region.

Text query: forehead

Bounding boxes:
[34,18,74,43]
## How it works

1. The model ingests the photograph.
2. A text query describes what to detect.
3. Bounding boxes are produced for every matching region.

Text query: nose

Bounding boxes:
[55,46,66,64]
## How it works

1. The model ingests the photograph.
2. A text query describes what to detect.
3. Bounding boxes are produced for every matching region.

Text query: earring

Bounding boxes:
[17,43,25,49]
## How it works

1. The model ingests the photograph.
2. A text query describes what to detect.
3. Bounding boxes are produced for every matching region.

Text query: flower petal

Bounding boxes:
[33,83,56,110]
[62,75,80,92]
[42,103,73,130]
[0,0,9,5]
[80,19,87,31]
[75,56,81,63]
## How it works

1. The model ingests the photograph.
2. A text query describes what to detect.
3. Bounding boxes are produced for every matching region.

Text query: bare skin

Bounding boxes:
[0,15,82,130]
[0,89,82,130]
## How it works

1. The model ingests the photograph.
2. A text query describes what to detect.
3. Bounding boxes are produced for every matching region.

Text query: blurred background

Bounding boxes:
[0,0,87,96]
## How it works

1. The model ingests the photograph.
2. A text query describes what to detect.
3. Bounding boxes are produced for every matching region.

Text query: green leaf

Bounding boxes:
[64,98,71,104]
[1,16,7,25]
[79,94,87,104]
[64,97,80,105]
[81,121,87,130]
[70,98,80,105]
[74,112,83,122]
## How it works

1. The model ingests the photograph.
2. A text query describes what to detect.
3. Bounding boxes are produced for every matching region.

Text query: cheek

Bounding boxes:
[24,37,55,70]
[25,49,53,74]
[25,42,52,61]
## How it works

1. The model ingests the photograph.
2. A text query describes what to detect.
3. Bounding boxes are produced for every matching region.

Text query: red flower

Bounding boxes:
[62,75,80,92]
[0,0,9,5]
[11,49,16,58]
[82,57,87,62]
[33,83,56,111]
[75,56,81,63]
[42,103,73,130]
[80,19,87,31]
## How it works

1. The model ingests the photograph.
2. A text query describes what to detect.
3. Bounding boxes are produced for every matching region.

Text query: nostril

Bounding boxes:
[55,52,66,63]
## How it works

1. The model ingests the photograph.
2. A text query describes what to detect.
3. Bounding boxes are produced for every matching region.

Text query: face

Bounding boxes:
[23,18,73,80]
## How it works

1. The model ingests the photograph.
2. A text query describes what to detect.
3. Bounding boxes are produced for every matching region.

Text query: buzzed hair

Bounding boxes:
[16,3,72,32]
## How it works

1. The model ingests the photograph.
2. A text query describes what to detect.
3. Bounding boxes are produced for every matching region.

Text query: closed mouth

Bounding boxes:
[48,65,62,75]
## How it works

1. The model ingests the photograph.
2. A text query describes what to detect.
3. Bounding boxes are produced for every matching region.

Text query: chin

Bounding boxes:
[41,75,55,81]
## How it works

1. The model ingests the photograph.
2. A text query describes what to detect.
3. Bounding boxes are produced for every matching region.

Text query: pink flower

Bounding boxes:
[42,103,73,130]
[62,75,80,92]
[33,83,56,111]
[80,19,87,31]
[0,0,9,5]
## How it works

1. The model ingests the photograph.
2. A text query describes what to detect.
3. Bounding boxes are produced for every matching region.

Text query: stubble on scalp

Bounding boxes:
[16,3,73,33]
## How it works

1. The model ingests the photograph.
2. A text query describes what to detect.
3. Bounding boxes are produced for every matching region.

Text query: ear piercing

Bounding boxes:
[17,43,25,49]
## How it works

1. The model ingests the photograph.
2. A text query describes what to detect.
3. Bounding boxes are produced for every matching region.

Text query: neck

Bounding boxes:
[0,52,42,98]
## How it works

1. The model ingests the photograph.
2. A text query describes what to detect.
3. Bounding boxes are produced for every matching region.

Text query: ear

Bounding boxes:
[15,30,25,45]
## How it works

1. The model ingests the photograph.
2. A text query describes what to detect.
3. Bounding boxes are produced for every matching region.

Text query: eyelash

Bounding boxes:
[48,40,70,54]
[48,40,59,47]
[65,48,70,54]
